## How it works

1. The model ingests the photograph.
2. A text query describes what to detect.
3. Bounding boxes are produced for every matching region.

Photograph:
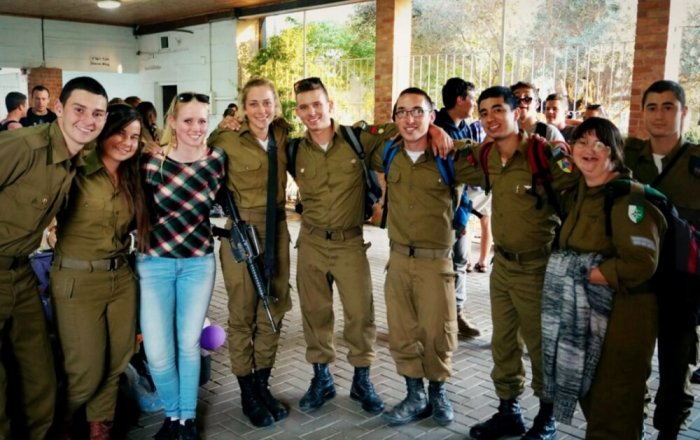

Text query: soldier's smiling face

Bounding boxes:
[295,89,333,133]
[642,91,687,141]
[478,97,520,140]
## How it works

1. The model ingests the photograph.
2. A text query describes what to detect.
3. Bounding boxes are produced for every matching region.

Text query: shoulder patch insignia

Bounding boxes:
[690,155,700,178]
[628,203,645,224]
[557,158,573,173]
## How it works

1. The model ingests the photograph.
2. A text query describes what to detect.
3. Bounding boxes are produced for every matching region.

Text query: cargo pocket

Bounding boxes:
[436,320,458,353]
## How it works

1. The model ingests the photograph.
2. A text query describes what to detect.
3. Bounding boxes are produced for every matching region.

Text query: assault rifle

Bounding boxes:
[213,188,277,332]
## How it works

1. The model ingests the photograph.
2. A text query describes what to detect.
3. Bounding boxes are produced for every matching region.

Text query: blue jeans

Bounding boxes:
[137,254,215,420]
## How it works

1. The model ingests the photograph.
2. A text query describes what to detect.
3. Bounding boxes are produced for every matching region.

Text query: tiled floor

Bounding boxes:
[126,217,700,440]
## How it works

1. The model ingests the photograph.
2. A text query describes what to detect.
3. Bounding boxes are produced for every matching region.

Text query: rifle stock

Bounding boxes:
[220,188,278,333]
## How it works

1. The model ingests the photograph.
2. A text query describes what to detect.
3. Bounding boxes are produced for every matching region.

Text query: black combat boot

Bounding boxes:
[468,398,526,440]
[522,400,556,440]
[656,429,679,440]
[382,376,432,426]
[299,363,336,411]
[350,367,384,415]
[428,381,454,426]
[237,374,274,427]
[255,368,289,421]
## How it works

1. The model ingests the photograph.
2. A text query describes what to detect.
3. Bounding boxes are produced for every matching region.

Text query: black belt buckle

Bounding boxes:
[109,257,118,270]
[408,246,416,258]
[325,231,333,240]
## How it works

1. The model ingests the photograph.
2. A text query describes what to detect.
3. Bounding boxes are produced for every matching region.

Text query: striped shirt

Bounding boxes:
[142,146,226,258]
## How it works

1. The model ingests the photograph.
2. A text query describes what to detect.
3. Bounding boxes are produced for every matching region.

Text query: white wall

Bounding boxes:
[0,15,239,131]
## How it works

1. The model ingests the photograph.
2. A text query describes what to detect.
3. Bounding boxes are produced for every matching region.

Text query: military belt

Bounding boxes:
[58,255,128,272]
[0,255,30,271]
[390,242,452,259]
[495,244,552,263]
[302,222,363,241]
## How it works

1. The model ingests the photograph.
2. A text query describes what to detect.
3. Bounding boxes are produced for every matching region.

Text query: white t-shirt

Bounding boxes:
[652,153,665,174]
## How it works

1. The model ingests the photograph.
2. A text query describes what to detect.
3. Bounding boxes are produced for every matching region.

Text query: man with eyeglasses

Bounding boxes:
[433,78,485,339]
[370,87,482,428]
[0,76,109,440]
[510,82,565,143]
[468,86,578,440]
[624,80,700,440]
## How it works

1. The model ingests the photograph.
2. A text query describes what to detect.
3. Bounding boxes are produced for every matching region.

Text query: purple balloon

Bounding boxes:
[200,324,226,350]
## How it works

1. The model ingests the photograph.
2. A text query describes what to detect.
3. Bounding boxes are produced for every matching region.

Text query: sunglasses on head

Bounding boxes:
[177,93,210,104]
[293,77,327,94]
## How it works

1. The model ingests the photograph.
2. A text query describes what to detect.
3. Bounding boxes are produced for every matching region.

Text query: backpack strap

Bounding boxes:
[478,141,495,194]
[527,135,563,216]
[380,138,401,228]
[340,124,372,188]
[652,142,691,187]
[535,121,549,139]
[286,138,301,178]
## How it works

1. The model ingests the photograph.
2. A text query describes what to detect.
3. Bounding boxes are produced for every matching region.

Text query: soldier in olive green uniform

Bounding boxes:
[51,104,145,438]
[0,77,108,440]
[370,87,483,427]
[207,78,292,428]
[624,80,700,440]
[469,86,578,440]
[291,77,396,415]
[563,117,666,439]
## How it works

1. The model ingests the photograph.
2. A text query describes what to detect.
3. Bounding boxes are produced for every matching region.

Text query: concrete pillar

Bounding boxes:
[27,67,62,111]
[374,0,412,123]
[628,0,683,137]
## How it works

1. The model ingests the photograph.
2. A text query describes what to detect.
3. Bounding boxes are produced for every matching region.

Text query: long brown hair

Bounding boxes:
[97,103,150,251]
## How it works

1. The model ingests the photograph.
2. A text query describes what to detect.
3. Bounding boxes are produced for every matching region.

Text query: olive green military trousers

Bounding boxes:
[384,251,457,381]
[221,218,292,376]
[580,291,657,440]
[489,253,548,399]
[0,263,56,440]
[295,229,376,367]
[51,261,137,422]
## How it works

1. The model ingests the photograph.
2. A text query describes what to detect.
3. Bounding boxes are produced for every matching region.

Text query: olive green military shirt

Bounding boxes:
[54,150,133,259]
[0,121,84,257]
[369,139,481,249]
[479,130,579,252]
[559,175,666,294]
[293,119,398,231]
[624,138,700,228]
[208,119,290,211]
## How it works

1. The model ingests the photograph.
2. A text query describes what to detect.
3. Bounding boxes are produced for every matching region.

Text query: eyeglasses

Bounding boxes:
[394,107,427,119]
[517,96,534,104]
[177,93,210,104]
[573,138,610,152]
[293,77,327,95]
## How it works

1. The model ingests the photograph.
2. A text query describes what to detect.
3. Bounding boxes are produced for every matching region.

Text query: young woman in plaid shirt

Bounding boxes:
[137,92,226,440]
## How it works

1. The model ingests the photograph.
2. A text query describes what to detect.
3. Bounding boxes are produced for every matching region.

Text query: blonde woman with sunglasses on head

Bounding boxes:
[137,92,226,440]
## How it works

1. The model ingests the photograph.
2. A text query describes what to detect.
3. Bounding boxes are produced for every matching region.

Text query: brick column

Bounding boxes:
[628,0,683,137]
[374,0,412,123]
[27,67,63,111]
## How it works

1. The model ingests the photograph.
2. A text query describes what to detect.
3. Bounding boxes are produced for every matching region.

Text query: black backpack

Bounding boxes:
[286,125,382,221]
[0,120,18,132]
[604,178,700,296]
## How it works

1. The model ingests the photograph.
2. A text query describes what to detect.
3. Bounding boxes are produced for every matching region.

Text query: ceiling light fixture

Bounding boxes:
[97,0,121,9]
